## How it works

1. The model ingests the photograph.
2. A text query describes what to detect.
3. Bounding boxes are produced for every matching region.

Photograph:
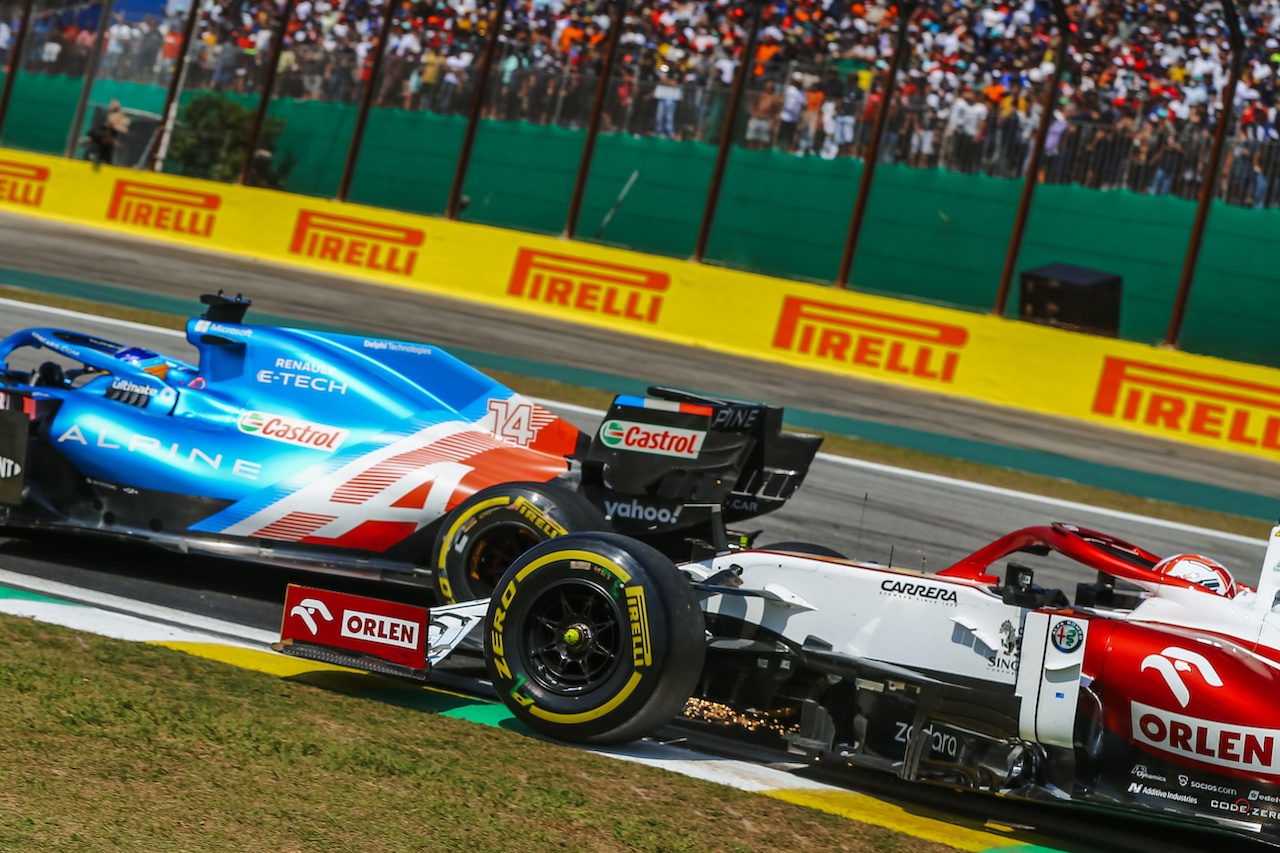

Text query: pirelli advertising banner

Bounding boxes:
[4,148,1279,464]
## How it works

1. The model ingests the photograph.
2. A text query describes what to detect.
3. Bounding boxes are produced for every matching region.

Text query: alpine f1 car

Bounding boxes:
[290,517,1273,844]
[0,293,819,605]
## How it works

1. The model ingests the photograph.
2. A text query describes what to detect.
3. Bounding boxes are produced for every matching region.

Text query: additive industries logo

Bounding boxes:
[772,296,968,383]
[106,180,220,237]
[599,419,704,458]
[289,210,422,277]
[1092,357,1280,455]
[237,411,350,452]
[1051,619,1084,652]
[0,455,21,478]
[0,160,49,208]
[507,249,669,325]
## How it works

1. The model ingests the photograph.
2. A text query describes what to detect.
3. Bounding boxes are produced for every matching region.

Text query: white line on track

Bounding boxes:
[0,296,187,338]
[2,299,1260,549]
[528,397,1268,549]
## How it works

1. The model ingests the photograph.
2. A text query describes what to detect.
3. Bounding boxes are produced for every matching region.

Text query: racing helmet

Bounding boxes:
[115,346,170,380]
[1153,553,1236,598]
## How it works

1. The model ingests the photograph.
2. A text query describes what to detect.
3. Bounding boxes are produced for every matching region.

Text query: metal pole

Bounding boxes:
[992,0,1071,316]
[1165,0,1245,347]
[64,0,114,158]
[692,0,762,261]
[146,0,201,170]
[564,0,626,239]
[0,0,36,141]
[837,0,918,287]
[446,0,510,219]
[238,0,296,184]
[337,0,397,201]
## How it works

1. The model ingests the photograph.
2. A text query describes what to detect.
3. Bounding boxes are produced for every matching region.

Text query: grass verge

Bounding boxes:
[0,613,956,853]
[0,283,1267,539]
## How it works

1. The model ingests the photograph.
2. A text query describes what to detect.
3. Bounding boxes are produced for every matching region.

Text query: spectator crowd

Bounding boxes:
[6,0,1280,206]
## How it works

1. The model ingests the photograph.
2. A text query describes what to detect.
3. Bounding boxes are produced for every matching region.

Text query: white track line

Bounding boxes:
[0,296,187,337]
[1,299,1260,548]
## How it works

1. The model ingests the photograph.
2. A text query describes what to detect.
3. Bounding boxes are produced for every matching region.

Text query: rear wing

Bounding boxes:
[580,386,821,529]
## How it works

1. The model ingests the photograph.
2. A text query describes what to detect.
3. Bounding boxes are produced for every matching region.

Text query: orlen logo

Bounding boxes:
[106,180,220,237]
[1132,701,1280,776]
[289,210,422,277]
[599,419,704,458]
[0,160,49,208]
[1141,646,1223,708]
[340,608,419,649]
[1093,357,1280,455]
[772,296,967,383]
[507,249,668,324]
[237,410,350,452]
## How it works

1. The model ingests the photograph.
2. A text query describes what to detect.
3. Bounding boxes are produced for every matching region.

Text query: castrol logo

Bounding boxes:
[599,419,705,459]
[237,410,349,452]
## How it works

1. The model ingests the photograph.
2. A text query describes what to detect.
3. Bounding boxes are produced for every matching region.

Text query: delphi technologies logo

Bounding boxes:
[599,419,704,459]
[237,411,350,452]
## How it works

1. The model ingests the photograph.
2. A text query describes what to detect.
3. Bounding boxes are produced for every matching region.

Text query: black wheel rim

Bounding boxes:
[522,578,624,695]
[466,522,542,598]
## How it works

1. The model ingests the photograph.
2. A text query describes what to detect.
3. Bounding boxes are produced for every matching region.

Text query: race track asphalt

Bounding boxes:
[1,210,1278,505]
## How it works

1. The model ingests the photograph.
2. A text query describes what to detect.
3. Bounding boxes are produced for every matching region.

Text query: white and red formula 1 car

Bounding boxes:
[279,520,1280,843]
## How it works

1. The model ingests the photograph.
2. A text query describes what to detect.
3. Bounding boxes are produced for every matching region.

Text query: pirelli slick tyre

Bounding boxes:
[432,481,606,605]
[484,532,706,745]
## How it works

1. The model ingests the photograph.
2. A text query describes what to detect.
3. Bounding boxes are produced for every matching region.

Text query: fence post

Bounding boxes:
[446,0,510,220]
[1165,0,1245,348]
[692,0,762,262]
[337,0,397,202]
[147,0,202,170]
[238,0,296,185]
[564,0,626,239]
[64,0,115,159]
[0,0,36,142]
[836,0,918,287]
[992,0,1071,317]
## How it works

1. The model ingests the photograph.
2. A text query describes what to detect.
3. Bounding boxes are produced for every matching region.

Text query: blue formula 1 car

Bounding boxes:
[0,294,820,600]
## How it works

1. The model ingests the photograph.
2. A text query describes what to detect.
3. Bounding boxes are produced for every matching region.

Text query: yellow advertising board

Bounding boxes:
[4,148,1278,463]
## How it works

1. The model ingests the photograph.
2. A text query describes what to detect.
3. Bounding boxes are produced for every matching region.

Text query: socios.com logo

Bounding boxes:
[601,420,626,446]
[238,411,265,433]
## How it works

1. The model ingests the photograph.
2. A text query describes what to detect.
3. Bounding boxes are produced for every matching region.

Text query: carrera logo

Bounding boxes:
[106,180,219,236]
[0,159,48,208]
[1093,357,1280,454]
[289,211,422,277]
[599,419,704,458]
[340,608,419,649]
[507,249,668,324]
[772,297,967,383]
[237,411,349,452]
[1132,701,1280,776]
[880,579,958,603]
[0,455,21,478]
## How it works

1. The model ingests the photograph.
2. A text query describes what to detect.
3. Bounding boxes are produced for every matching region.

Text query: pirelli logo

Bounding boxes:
[1093,357,1280,452]
[289,210,422,277]
[772,296,967,383]
[507,249,668,324]
[0,160,48,208]
[106,180,219,237]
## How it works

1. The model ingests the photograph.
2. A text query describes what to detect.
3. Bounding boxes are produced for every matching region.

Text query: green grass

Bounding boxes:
[0,614,957,852]
[0,283,1267,539]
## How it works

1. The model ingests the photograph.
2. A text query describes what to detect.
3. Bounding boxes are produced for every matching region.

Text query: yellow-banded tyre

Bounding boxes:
[432,481,606,605]
[484,532,706,744]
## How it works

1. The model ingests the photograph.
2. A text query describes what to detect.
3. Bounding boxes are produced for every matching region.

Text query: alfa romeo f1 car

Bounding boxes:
[280,519,1280,844]
[0,293,819,604]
